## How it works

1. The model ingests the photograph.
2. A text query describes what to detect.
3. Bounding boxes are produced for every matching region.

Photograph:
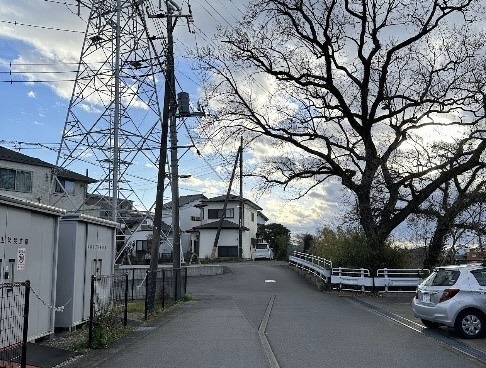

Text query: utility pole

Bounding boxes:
[238,137,243,259]
[166,2,182,299]
[147,1,199,302]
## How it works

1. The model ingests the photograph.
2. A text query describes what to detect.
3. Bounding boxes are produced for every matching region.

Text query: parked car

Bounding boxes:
[251,243,273,260]
[412,262,486,338]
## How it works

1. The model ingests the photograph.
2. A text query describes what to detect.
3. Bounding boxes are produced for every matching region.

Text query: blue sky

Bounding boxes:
[0,0,341,235]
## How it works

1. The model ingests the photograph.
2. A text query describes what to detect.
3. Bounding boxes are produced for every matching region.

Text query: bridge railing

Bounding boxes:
[289,251,332,281]
[289,251,429,293]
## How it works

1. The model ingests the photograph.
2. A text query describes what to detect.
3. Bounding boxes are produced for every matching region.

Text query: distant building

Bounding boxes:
[84,193,135,220]
[191,194,263,259]
[163,194,207,254]
[119,193,267,262]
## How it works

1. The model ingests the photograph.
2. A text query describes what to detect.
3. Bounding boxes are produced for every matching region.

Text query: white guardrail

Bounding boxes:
[289,251,430,292]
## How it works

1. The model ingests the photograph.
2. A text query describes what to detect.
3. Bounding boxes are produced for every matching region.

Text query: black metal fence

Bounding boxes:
[88,274,128,348]
[0,281,30,368]
[145,268,188,317]
[89,268,188,347]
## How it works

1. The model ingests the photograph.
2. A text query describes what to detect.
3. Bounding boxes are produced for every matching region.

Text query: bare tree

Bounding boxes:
[413,163,486,267]
[195,0,486,266]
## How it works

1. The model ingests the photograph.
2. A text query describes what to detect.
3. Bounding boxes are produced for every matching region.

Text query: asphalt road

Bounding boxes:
[86,262,485,368]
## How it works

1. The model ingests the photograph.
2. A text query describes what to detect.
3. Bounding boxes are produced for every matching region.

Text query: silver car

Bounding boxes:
[251,243,274,260]
[412,262,486,338]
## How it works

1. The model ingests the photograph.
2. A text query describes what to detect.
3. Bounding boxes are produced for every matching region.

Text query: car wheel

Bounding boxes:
[420,319,440,329]
[454,310,485,339]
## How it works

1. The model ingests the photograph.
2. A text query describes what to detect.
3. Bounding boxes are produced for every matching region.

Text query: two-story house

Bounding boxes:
[0,146,96,211]
[162,194,207,255]
[191,194,263,259]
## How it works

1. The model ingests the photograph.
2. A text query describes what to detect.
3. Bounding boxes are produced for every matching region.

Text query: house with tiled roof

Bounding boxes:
[190,194,263,259]
[0,146,96,212]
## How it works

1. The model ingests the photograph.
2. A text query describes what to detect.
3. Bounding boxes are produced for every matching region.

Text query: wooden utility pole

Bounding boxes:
[147,0,195,304]
[238,137,243,259]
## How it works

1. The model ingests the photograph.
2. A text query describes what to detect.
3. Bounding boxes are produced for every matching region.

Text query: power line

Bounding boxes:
[0,19,84,33]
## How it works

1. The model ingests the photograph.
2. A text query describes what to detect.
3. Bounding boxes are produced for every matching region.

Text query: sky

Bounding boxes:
[0,0,340,236]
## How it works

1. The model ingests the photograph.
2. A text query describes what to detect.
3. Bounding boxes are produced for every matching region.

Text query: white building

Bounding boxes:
[162,194,207,255]
[190,195,263,259]
[119,193,266,262]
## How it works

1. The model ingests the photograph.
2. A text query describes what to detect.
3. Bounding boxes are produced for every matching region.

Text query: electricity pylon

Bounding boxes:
[56,0,167,224]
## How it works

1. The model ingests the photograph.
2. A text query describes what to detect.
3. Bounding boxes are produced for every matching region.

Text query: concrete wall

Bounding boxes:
[117,264,224,277]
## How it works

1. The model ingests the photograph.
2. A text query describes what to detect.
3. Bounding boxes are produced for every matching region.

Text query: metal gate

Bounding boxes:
[0,281,30,368]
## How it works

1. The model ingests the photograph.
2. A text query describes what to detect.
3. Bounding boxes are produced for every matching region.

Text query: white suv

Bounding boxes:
[412,262,486,338]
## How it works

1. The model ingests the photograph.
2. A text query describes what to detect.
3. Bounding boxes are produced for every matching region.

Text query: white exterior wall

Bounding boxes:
[198,201,259,259]
[243,206,258,244]
[0,160,87,211]
[125,229,174,255]
[163,202,203,254]
[198,229,240,259]
[56,215,117,328]
[0,195,64,342]
[48,180,87,212]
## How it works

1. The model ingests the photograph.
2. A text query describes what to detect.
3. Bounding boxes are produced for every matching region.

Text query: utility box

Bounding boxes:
[0,194,65,341]
[55,213,117,329]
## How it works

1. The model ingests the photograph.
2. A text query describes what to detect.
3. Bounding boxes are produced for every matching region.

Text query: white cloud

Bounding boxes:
[27,90,36,98]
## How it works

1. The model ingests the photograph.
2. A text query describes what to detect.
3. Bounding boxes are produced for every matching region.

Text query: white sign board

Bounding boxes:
[17,247,26,271]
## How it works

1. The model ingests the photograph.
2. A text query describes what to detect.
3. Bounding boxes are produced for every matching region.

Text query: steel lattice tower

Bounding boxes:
[56,0,167,223]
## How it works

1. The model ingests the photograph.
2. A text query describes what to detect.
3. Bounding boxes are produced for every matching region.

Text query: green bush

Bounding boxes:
[91,309,127,348]
[312,226,405,270]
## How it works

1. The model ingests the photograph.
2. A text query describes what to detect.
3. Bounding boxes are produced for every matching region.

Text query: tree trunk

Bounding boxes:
[423,216,453,269]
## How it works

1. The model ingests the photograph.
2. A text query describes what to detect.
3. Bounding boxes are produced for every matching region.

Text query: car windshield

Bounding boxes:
[256,244,268,249]
[423,269,460,287]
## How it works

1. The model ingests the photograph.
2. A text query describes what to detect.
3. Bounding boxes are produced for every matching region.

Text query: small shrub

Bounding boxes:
[91,309,127,348]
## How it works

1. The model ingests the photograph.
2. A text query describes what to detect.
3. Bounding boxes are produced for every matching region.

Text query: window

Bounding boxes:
[0,168,32,192]
[55,178,75,194]
[251,212,255,222]
[472,269,486,286]
[136,240,148,251]
[424,269,460,286]
[208,208,234,219]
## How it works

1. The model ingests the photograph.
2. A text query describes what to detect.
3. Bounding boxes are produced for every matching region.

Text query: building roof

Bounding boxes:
[0,146,96,183]
[192,219,249,231]
[163,193,207,209]
[197,194,262,210]
[0,193,66,216]
[258,211,269,221]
